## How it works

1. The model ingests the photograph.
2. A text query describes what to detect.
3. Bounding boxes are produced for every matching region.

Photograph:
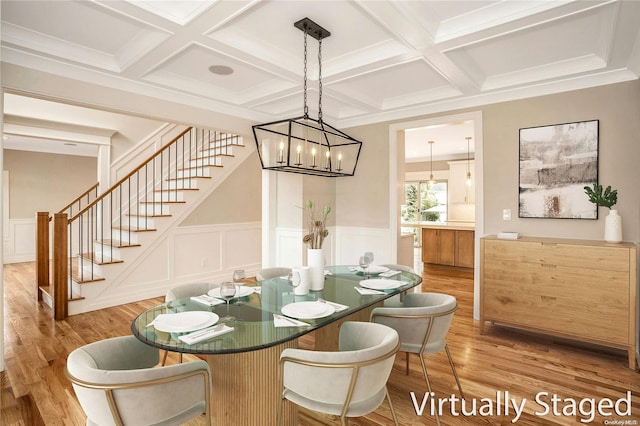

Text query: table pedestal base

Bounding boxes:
[207,339,298,425]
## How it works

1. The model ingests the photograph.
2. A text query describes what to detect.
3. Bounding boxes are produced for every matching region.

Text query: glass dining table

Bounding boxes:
[131,265,422,425]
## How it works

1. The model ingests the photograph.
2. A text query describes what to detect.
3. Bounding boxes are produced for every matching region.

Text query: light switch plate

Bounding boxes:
[503,209,511,220]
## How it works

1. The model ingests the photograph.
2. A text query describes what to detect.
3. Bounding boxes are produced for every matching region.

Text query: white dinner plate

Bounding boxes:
[153,311,219,333]
[281,301,335,319]
[355,265,389,274]
[359,279,405,290]
[208,286,254,299]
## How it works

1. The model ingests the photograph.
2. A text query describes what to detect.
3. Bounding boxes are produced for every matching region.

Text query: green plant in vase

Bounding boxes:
[583,183,617,209]
[584,183,622,243]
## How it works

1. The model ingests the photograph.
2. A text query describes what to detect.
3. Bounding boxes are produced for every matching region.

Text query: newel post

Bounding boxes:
[53,213,68,320]
[36,212,50,301]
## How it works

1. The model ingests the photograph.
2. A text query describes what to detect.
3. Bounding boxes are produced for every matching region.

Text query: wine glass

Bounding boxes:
[219,281,236,322]
[359,256,370,279]
[233,269,246,294]
[233,269,246,285]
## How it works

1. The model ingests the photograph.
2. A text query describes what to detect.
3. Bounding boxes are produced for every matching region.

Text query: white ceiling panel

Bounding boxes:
[1,0,639,152]
[1,0,170,72]
[329,58,456,111]
[444,2,618,90]
[130,0,216,25]
[143,43,296,104]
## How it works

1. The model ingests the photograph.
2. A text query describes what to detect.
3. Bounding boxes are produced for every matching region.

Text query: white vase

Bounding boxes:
[307,248,325,291]
[604,209,622,243]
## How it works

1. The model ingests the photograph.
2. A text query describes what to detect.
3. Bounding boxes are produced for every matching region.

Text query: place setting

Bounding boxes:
[148,310,234,345]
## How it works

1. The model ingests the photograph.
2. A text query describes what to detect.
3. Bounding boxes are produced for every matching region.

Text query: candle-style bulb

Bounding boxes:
[278,141,285,163]
[295,144,302,165]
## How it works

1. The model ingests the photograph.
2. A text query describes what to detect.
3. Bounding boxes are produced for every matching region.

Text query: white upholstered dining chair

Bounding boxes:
[380,263,416,306]
[165,282,219,303]
[278,321,400,426]
[163,282,220,365]
[370,292,464,426]
[257,267,291,281]
[66,335,212,426]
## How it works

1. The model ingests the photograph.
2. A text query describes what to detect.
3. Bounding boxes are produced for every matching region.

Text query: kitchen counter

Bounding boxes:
[402,221,475,231]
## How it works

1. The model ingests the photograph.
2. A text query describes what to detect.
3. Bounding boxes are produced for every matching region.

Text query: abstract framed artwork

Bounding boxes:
[519,119,599,219]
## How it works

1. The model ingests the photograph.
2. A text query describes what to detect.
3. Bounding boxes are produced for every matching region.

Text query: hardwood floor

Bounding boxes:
[1,262,638,425]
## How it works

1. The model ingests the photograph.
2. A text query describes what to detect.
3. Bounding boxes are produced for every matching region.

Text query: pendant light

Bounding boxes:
[428,140,435,188]
[252,18,363,177]
[465,136,472,187]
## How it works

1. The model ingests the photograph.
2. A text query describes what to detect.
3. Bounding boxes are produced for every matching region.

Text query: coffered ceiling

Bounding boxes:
[1,1,640,158]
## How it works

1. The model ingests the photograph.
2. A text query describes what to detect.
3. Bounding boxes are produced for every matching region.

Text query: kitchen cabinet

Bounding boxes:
[448,160,475,204]
[455,230,475,268]
[422,228,474,268]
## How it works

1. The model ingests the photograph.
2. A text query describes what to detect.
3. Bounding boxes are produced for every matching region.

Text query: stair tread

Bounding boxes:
[40,285,84,301]
[78,252,124,265]
[165,176,212,181]
[112,225,157,232]
[126,213,173,218]
[198,150,235,157]
[154,188,199,192]
[71,263,106,284]
[96,239,142,248]
[177,164,223,170]
[138,200,185,205]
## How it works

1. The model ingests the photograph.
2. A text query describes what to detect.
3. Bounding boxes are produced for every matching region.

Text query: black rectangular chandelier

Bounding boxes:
[252,18,363,177]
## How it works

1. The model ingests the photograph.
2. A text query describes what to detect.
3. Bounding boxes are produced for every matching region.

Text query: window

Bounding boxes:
[401,180,448,245]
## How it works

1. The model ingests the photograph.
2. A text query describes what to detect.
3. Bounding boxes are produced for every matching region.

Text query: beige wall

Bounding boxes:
[180,152,262,225]
[335,121,390,228]
[481,80,639,241]
[343,79,640,242]
[3,149,97,218]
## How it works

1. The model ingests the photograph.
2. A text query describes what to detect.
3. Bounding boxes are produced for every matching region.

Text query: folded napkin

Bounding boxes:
[190,294,225,306]
[178,324,234,345]
[253,286,262,294]
[319,299,348,312]
[354,286,385,295]
[273,314,310,327]
[379,270,402,278]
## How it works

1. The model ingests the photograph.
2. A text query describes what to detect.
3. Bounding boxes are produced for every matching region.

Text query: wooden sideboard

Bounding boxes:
[480,236,638,369]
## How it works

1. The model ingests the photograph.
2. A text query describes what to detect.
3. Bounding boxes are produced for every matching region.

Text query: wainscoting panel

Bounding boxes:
[68,222,262,315]
[334,226,392,266]
[174,228,223,277]
[275,228,304,268]
[3,218,36,264]
[222,224,262,271]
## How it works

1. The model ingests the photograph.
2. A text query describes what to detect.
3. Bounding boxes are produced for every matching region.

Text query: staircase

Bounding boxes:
[39,126,251,318]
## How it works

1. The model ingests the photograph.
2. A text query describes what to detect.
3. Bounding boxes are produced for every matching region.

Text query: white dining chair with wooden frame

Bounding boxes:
[66,335,212,426]
[370,292,465,426]
[277,321,400,426]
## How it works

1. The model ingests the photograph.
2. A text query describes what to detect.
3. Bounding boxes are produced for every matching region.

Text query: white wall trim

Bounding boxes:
[389,111,484,319]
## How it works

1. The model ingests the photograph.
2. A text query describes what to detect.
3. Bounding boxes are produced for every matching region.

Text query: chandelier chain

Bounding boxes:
[303,29,308,118]
[318,38,323,122]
